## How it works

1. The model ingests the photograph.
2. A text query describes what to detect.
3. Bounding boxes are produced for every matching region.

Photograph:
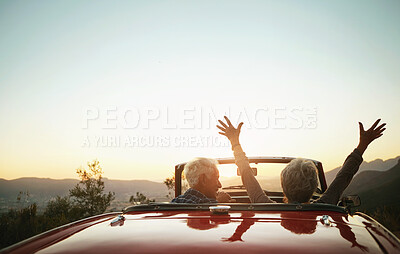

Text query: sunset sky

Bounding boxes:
[1,1,399,182]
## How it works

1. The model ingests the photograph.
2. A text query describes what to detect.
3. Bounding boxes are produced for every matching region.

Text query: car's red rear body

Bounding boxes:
[2,203,400,254]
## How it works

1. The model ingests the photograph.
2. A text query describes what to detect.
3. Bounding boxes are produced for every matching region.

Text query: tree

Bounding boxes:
[1,160,116,249]
[0,196,38,249]
[164,174,189,199]
[129,192,155,205]
[43,196,74,227]
[69,160,115,217]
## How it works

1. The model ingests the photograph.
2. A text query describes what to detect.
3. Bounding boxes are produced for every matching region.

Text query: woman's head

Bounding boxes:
[280,158,318,203]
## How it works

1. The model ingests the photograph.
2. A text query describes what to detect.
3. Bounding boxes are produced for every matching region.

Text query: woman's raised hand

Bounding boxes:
[217,116,243,145]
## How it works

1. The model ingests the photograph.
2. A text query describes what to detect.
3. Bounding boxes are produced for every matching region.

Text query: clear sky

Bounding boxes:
[0,0,399,181]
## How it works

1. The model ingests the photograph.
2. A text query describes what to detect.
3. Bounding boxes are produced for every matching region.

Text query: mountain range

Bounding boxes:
[325,155,400,185]
[0,178,169,213]
[325,155,400,211]
[1,155,399,213]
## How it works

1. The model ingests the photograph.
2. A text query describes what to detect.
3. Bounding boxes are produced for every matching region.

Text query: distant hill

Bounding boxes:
[0,177,169,213]
[0,178,78,200]
[342,159,400,210]
[325,155,400,185]
[324,156,400,209]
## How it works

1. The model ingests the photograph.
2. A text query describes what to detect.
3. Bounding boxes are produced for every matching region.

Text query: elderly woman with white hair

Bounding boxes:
[217,116,386,204]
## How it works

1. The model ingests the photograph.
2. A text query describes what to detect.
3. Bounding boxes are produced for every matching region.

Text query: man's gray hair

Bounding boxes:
[280,158,318,203]
[184,157,218,187]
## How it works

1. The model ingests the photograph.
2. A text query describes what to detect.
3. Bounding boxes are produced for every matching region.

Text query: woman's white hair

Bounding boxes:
[184,157,218,187]
[280,158,318,203]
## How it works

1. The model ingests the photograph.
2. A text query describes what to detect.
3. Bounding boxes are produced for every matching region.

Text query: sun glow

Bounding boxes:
[218,165,238,178]
[0,1,399,181]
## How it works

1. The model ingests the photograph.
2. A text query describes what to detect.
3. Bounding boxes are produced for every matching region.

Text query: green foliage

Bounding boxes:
[164,176,175,199]
[129,192,155,205]
[0,160,116,249]
[16,191,29,203]
[43,196,74,227]
[164,176,175,191]
[164,174,189,199]
[0,204,38,249]
[69,160,115,217]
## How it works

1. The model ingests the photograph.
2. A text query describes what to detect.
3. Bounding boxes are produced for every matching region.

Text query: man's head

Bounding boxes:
[280,158,318,203]
[184,157,222,199]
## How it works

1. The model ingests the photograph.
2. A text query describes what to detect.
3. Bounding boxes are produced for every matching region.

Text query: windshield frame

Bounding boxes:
[174,157,327,197]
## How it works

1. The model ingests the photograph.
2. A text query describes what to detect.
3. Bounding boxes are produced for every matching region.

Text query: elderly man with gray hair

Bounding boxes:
[171,157,235,203]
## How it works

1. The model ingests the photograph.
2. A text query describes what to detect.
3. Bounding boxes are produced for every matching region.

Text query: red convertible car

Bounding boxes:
[1,157,400,253]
